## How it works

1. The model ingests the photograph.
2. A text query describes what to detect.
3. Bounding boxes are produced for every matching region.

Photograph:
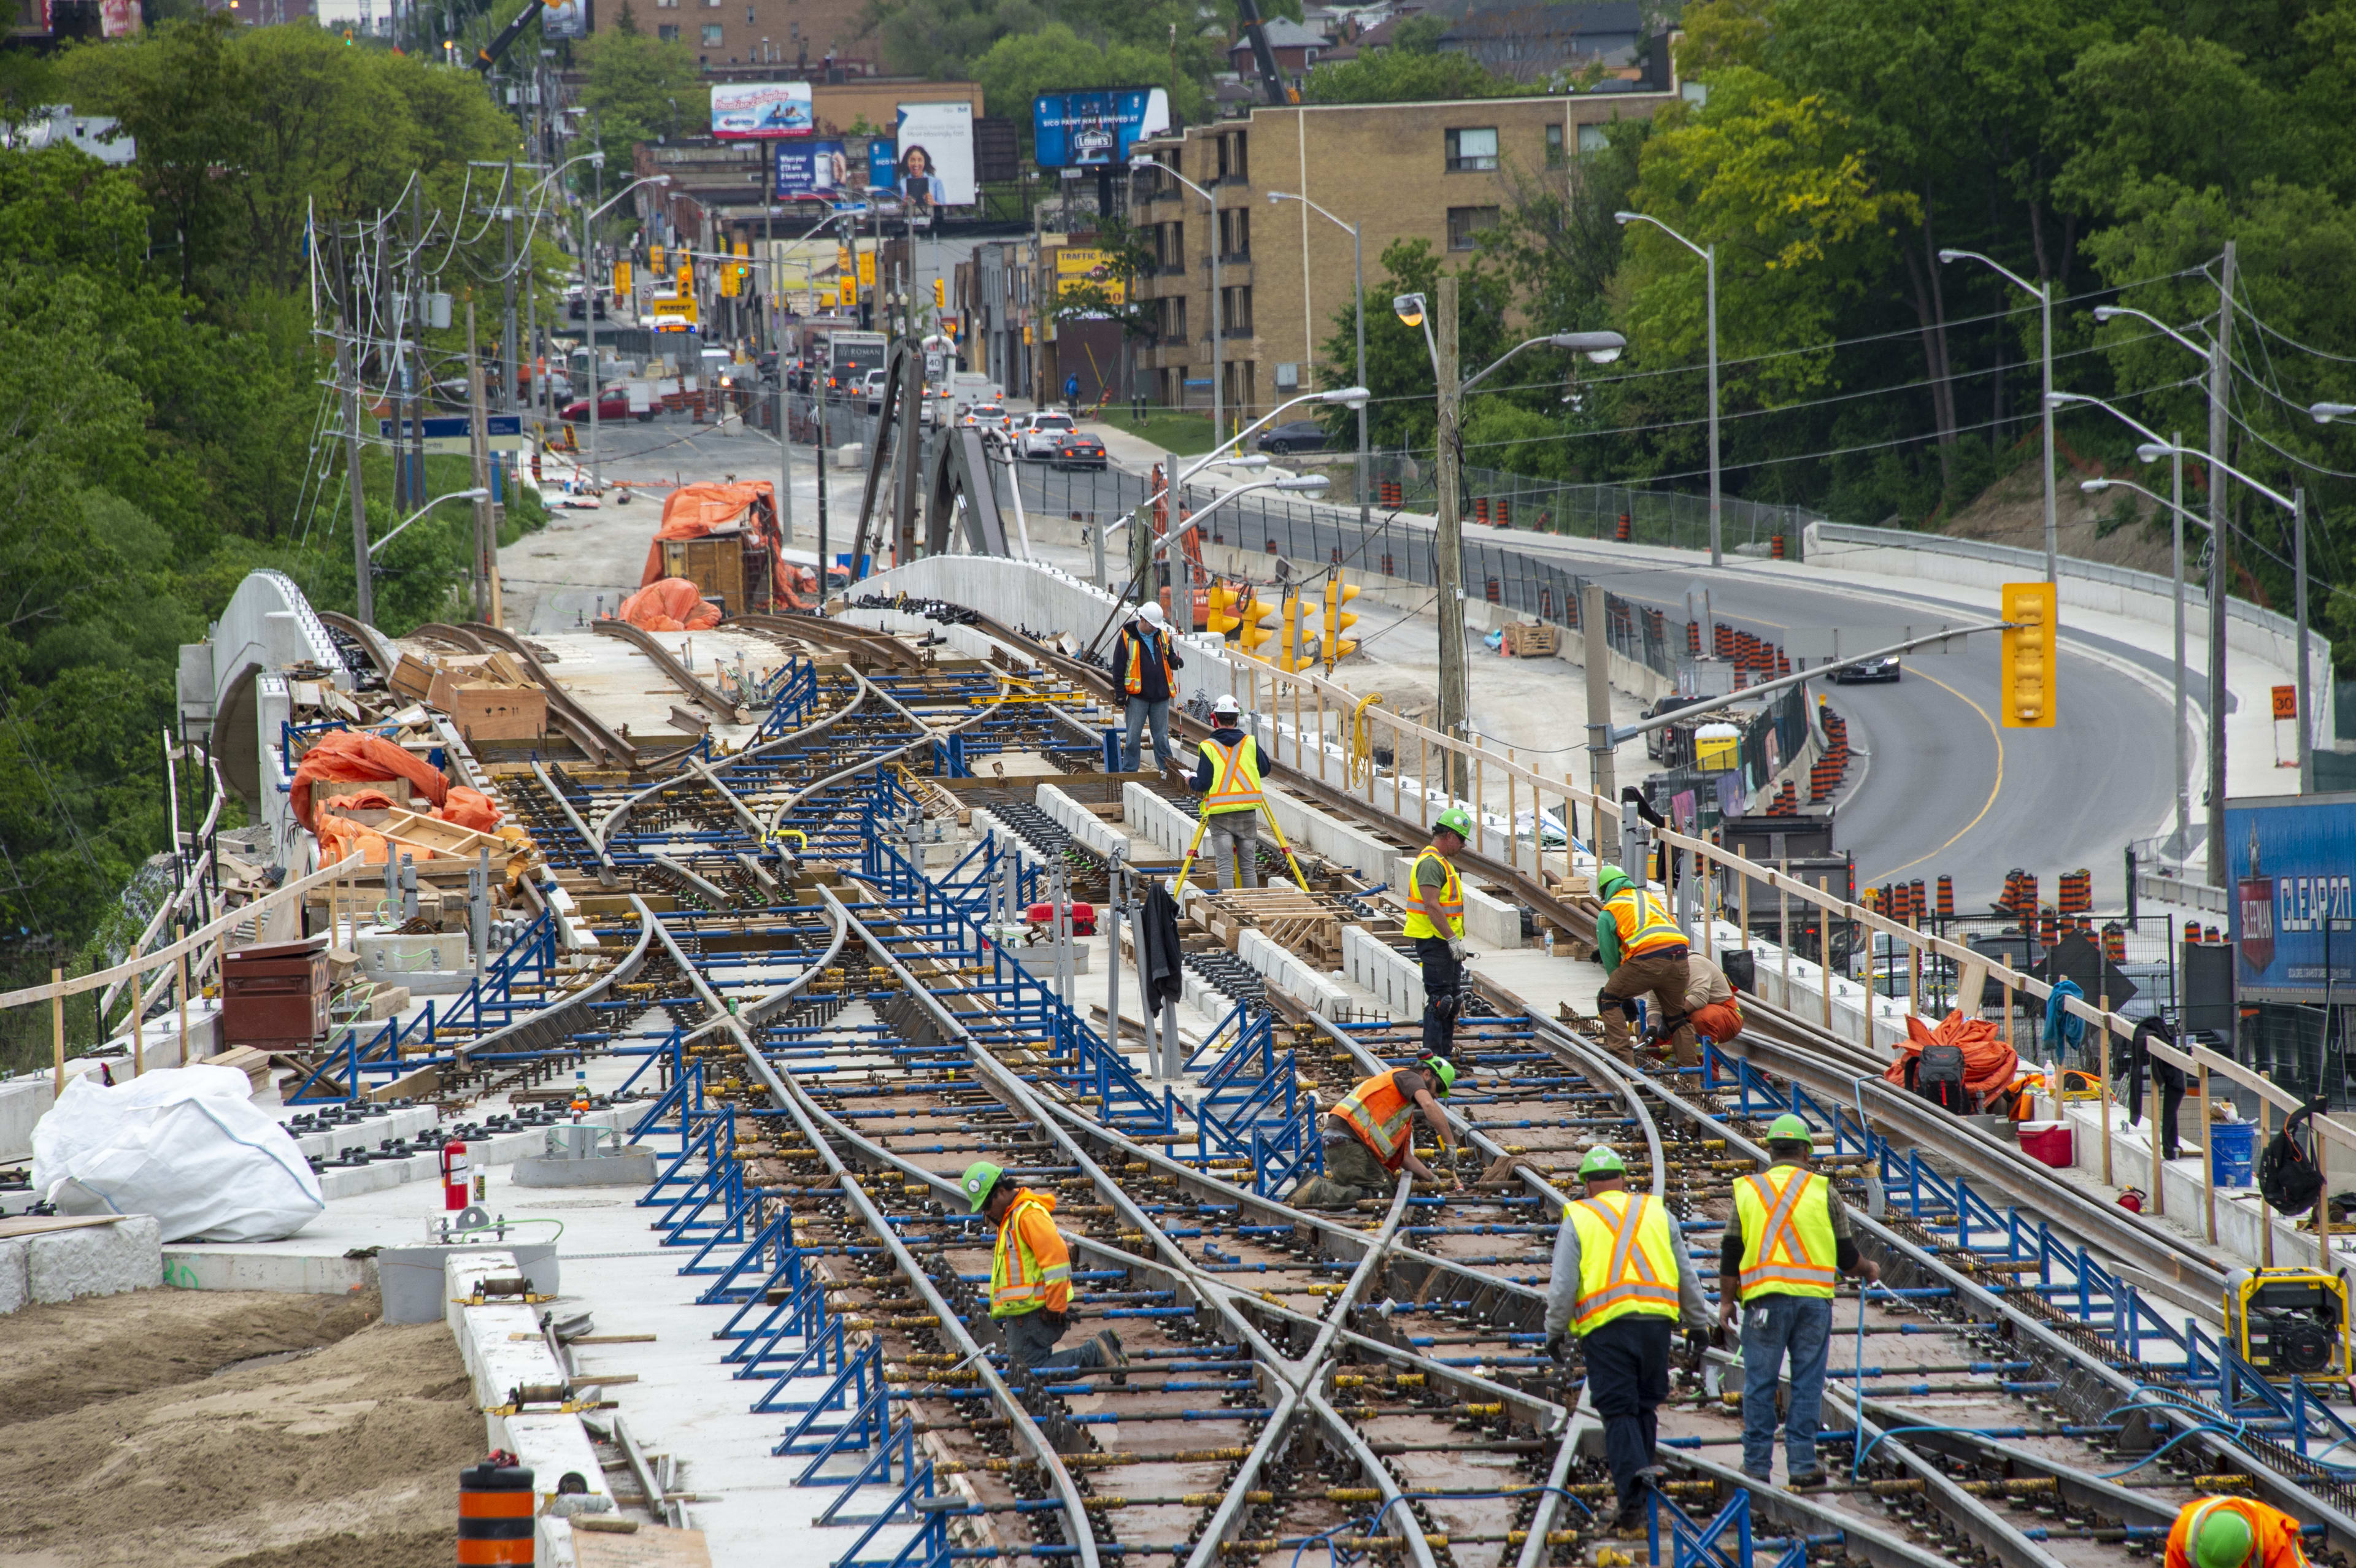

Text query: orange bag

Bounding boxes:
[439,786,502,832]
[1885,1009,2019,1113]
[291,730,448,831]
[320,788,399,814]
[314,813,398,866]
[615,577,722,632]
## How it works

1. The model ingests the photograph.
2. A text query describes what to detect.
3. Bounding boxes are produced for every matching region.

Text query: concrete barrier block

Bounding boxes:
[1345,926,1425,1017]
[1037,783,1125,859]
[28,1214,161,1304]
[1123,782,1195,858]
[0,1237,28,1315]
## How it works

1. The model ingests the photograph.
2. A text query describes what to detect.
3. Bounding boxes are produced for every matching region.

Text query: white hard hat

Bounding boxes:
[1212,694,1242,715]
[1139,601,1168,626]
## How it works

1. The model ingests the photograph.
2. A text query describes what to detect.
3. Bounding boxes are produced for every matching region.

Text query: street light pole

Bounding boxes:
[1434,274,1468,795]
[578,172,670,494]
[1617,212,1719,565]
[2209,242,2237,885]
[1940,248,2056,583]
[1266,191,1368,534]
[2083,467,2205,864]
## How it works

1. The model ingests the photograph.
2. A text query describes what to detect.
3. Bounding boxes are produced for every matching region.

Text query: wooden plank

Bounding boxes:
[576,1526,714,1564]
[0,1214,128,1240]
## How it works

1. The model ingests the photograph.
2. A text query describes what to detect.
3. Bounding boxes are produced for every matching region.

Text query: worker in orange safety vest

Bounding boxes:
[961,1159,1128,1377]
[1290,1056,1465,1209]
[2165,1496,2311,1568]
[1117,601,1184,772]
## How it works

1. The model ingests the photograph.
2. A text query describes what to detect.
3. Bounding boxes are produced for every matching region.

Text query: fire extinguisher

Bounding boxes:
[441,1140,470,1212]
[2117,1186,2146,1213]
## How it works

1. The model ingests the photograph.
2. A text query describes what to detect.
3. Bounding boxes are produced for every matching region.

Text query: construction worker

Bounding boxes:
[1544,1145,1712,1532]
[1593,863,1693,1066]
[2165,1496,2311,1568]
[1190,693,1270,890]
[1291,1055,1465,1209]
[1673,951,1745,1053]
[1715,1113,1880,1486]
[1404,807,1474,1061]
[961,1160,1128,1377]
[1117,600,1184,773]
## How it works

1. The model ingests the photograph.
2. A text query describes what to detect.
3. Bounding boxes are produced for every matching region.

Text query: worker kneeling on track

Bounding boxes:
[1291,1055,1466,1209]
[1716,1113,1880,1486]
[2168,1495,2311,1568]
[1543,1145,1713,1532]
[962,1160,1128,1378]
[1594,864,1695,1066]
[1190,693,1267,890]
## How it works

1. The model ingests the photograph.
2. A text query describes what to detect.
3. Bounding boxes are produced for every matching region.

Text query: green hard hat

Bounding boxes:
[1422,1055,1457,1095]
[1433,806,1474,840]
[960,1160,1006,1213]
[1579,1145,1627,1177]
[1766,1113,1814,1145]
[1595,863,1630,898]
[2193,1507,2256,1568]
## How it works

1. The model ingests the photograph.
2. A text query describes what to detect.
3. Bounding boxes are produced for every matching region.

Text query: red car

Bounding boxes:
[560,390,649,422]
[1052,432,1107,471]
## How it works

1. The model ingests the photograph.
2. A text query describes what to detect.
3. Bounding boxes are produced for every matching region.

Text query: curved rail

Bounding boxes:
[730,610,929,673]
[590,617,745,721]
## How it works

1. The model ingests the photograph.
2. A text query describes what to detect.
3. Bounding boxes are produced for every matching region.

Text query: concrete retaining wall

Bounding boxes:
[1035,783,1129,860]
[0,1216,163,1314]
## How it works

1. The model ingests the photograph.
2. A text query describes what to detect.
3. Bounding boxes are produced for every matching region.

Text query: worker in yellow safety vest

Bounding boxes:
[1543,1145,1712,1532]
[1117,601,1184,772]
[1290,1056,1464,1209]
[961,1159,1128,1377]
[1715,1113,1879,1486]
[1593,863,1695,1066]
[2166,1496,2312,1568]
[1404,807,1473,1061]
[1190,693,1269,890]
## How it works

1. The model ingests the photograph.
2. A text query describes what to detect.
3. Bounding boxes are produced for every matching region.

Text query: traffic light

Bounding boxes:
[1322,576,1360,668]
[2000,582,2056,727]
[1238,590,1277,659]
[614,259,632,296]
[933,277,947,310]
[1207,580,1242,638]
[1278,593,1307,672]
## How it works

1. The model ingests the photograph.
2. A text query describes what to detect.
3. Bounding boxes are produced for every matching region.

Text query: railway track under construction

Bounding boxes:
[326,599,2356,1568]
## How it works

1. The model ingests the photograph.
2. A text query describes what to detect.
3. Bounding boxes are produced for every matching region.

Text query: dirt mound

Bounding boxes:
[1935,446,2181,578]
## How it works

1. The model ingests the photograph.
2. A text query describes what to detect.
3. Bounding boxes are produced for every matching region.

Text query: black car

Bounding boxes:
[1256,419,1331,455]
[1052,432,1107,471]
[1828,656,1901,684]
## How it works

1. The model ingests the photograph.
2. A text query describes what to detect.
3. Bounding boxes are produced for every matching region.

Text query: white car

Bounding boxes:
[960,402,1013,440]
[861,367,889,412]
[1016,410,1076,459]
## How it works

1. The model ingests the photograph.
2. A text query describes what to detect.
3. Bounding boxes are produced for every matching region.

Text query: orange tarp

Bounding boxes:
[615,577,723,632]
[291,731,447,832]
[1885,1009,2019,1112]
[441,785,502,832]
[639,480,798,608]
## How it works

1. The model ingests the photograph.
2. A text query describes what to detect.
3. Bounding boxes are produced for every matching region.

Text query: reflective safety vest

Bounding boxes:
[1331,1070,1420,1170]
[988,1189,1072,1318]
[1733,1166,1838,1301]
[1122,625,1176,698]
[1198,734,1263,814]
[2164,1497,2309,1568]
[1603,885,1687,962]
[1401,847,1465,940]
[1563,1190,1682,1331]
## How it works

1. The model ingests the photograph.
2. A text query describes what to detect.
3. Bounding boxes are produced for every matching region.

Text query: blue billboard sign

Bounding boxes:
[2223,793,2356,1001]
[774,139,854,201]
[1032,88,1171,170]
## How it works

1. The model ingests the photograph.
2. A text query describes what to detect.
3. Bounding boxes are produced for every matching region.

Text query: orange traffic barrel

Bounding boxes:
[1771,533,1787,559]
[1687,620,1702,654]
[1497,499,1511,529]
[1936,875,1954,920]
[2058,868,2092,914]
[458,1458,536,1566]
[1475,497,1490,524]
[1616,511,1632,542]
[1910,879,1927,923]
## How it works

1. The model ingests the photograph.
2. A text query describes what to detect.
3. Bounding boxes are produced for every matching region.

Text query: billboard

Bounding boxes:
[1055,247,1125,303]
[868,101,976,210]
[2223,793,2356,1001]
[776,139,857,201]
[712,81,814,139]
[1033,88,1171,170]
[540,0,587,40]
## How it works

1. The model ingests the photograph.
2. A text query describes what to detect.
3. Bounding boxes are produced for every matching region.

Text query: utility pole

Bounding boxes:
[466,301,497,625]
[409,182,429,517]
[2296,484,2311,793]
[339,315,374,627]
[1582,581,1614,804]
[501,158,518,414]
[1433,273,1469,797]
[2206,240,2235,889]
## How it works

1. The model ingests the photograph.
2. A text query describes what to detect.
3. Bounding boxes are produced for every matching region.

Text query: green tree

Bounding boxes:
[971,22,1210,137]
[1301,44,1520,104]
[1318,238,1509,453]
[577,28,706,161]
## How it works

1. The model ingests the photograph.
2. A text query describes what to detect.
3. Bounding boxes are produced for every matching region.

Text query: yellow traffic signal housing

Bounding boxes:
[933,277,947,310]
[1206,581,1242,638]
[1322,577,1360,669]
[1277,593,1307,672]
[2000,582,2057,728]
[1238,590,1277,659]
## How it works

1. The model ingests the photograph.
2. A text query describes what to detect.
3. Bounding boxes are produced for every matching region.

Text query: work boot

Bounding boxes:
[1288,1177,1358,1210]
[1787,1467,1828,1489]
[1095,1329,1129,1386]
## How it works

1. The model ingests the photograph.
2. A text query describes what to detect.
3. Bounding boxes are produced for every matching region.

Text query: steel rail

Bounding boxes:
[731,610,929,673]
[408,620,633,766]
[591,617,747,721]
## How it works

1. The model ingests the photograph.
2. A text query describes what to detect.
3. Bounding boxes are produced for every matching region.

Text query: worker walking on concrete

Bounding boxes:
[1190,693,1269,890]
[961,1160,1128,1377]
[1292,1055,1465,1209]
[2165,1496,2311,1568]
[1117,600,1184,772]
[1405,808,1474,1061]
[1594,864,1693,1065]
[1715,1113,1879,1486]
[1544,1145,1712,1532]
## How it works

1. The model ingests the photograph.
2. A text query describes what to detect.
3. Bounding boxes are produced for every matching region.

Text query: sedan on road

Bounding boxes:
[559,390,641,422]
[1017,411,1076,459]
[1051,432,1107,471]
[1255,418,1331,456]
[1827,656,1902,684]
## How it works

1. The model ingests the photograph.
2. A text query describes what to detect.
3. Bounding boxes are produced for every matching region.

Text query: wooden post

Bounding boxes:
[1777,858,1790,1001]
[1907,908,1920,1022]
[1418,733,1428,828]
[176,920,191,1067]
[2097,1002,2114,1187]
[2200,1063,2216,1245]
[1293,681,1303,770]
[1316,685,1326,782]
[1507,767,1518,875]
[51,966,64,1096]
[2147,1072,2165,1216]
[2258,1097,2274,1266]
[1739,845,1752,957]
[2319,1132,2333,1270]
[1473,737,1486,847]
[1821,909,1834,1028]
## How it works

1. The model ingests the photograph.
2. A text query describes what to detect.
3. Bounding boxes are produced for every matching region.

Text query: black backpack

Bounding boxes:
[2261,1104,2327,1217]
[1915,1042,1970,1113]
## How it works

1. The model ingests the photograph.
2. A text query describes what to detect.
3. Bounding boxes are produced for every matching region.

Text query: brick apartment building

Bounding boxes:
[1128,83,1677,429]
[592,0,870,72]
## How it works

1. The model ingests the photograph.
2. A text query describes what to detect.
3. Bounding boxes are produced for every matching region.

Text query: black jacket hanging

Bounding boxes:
[1141,882,1187,1012]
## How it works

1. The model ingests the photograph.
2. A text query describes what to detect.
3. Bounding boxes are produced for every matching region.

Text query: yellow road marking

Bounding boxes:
[1859,667,2003,885]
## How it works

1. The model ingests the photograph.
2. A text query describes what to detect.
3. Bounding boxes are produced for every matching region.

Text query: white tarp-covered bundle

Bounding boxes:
[31,1064,325,1242]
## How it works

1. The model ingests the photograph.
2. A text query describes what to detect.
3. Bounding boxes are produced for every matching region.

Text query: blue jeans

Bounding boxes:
[1122,697,1172,771]
[1741,1293,1833,1480]
[1001,1308,1107,1374]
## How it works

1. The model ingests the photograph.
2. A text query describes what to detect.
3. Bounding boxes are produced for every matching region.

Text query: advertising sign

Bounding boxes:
[375,416,524,455]
[97,0,137,36]
[539,0,587,40]
[1033,88,1171,170]
[1055,248,1124,302]
[712,81,814,139]
[866,102,977,210]
[775,140,854,201]
[2223,793,2356,1001]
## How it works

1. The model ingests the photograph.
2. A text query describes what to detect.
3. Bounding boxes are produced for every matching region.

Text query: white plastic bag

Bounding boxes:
[31,1064,325,1242]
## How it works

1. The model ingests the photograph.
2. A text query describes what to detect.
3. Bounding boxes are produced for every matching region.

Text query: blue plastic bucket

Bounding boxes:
[2210,1120,2256,1188]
